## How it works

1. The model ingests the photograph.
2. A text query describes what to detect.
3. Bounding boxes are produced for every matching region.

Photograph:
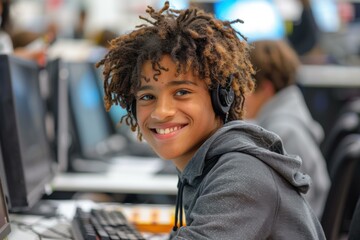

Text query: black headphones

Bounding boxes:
[128,75,234,122]
[211,75,235,118]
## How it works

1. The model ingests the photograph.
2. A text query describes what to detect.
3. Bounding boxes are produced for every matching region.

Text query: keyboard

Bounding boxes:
[71,207,145,240]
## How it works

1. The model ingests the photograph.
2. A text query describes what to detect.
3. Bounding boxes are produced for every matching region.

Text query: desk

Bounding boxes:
[51,156,178,195]
[8,200,96,240]
[8,200,173,240]
[52,172,178,195]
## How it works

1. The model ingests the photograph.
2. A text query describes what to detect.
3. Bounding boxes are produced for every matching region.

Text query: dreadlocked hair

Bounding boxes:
[96,1,255,140]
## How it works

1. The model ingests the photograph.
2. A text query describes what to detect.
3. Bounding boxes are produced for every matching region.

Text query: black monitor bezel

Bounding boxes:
[0,54,55,211]
[46,58,71,172]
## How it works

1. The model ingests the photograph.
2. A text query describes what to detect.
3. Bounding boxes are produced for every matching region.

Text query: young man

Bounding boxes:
[244,39,330,218]
[97,2,325,239]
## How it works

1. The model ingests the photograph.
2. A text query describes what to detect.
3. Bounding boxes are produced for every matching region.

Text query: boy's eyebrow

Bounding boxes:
[137,80,198,92]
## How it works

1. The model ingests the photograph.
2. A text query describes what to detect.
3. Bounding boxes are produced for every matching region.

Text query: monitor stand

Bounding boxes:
[10,200,59,218]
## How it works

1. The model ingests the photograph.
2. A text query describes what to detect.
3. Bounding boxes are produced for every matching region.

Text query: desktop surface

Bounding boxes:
[52,156,178,195]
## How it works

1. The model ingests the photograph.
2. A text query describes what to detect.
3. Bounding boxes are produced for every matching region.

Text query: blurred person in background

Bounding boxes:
[244,39,330,218]
[90,29,118,49]
[74,7,87,39]
[0,0,12,53]
[0,0,51,66]
[287,0,319,57]
[286,0,339,64]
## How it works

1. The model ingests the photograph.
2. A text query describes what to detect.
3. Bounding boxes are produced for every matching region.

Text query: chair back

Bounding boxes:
[322,112,360,170]
[321,134,360,240]
[348,196,360,240]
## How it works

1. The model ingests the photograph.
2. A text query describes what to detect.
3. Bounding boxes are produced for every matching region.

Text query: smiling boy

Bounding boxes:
[97,2,325,239]
[137,55,222,171]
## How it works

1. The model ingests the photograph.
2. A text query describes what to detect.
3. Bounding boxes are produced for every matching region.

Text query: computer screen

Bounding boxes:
[92,63,157,159]
[94,64,127,130]
[0,145,11,240]
[214,0,285,42]
[311,0,340,33]
[0,54,55,211]
[66,61,115,159]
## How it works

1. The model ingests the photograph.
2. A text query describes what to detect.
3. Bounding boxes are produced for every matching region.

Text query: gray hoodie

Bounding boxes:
[171,120,325,240]
[255,85,330,218]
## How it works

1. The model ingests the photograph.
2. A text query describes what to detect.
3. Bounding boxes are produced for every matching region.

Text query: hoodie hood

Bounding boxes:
[181,120,310,194]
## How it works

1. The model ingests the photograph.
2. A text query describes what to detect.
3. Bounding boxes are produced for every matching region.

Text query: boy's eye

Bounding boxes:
[139,94,154,101]
[175,89,190,96]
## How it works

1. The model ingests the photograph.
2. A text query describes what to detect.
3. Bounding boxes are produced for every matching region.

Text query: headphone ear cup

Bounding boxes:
[211,84,223,115]
[211,83,234,116]
[220,88,234,108]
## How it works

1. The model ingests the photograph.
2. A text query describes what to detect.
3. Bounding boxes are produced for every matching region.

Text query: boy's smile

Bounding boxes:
[136,55,223,171]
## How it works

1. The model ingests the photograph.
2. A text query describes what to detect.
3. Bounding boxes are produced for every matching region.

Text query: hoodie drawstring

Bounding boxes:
[173,178,186,232]
[172,156,220,232]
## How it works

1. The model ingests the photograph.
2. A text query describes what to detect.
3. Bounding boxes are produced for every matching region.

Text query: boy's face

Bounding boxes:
[136,55,222,171]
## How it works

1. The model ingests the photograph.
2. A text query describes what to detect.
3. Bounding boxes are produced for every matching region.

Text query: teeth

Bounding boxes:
[156,126,180,135]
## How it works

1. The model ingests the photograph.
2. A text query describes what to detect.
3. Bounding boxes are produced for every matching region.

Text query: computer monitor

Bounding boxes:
[94,64,128,131]
[0,145,11,240]
[49,60,156,173]
[0,54,55,212]
[311,0,340,33]
[93,63,157,158]
[214,0,285,42]
[66,61,122,160]
[46,58,70,172]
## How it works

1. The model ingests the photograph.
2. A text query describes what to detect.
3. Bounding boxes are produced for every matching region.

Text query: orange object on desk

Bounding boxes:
[105,204,185,234]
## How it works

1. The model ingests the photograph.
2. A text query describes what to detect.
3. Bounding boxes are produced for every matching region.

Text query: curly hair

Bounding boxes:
[249,40,300,93]
[96,1,255,138]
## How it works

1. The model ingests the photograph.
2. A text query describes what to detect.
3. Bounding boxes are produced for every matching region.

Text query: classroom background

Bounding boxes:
[1,0,360,239]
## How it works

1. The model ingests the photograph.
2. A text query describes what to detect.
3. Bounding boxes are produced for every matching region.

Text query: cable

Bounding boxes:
[11,215,73,240]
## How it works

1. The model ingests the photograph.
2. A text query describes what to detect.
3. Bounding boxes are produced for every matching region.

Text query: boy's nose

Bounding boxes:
[150,97,176,120]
